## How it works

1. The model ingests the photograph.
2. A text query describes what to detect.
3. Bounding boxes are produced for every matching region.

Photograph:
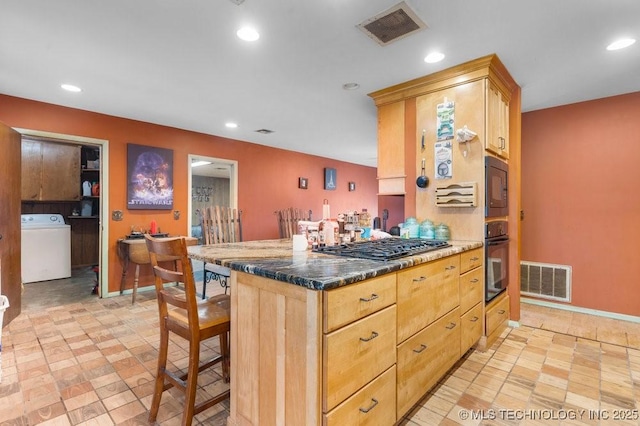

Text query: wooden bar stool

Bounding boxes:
[145,234,230,426]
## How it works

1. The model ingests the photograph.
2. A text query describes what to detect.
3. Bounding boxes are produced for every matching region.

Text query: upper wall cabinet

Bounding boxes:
[486,81,510,159]
[21,139,81,201]
[377,100,406,195]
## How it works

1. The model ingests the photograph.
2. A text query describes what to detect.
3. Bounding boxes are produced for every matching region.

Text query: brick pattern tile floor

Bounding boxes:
[1,289,639,425]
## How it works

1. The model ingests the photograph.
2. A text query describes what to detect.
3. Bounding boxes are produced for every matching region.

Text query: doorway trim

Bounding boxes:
[187,154,238,234]
[15,128,109,297]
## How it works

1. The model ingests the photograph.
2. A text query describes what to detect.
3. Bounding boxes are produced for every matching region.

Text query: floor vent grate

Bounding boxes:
[520,261,571,302]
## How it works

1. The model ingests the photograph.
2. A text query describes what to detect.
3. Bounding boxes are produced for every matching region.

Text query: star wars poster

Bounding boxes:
[127,144,174,210]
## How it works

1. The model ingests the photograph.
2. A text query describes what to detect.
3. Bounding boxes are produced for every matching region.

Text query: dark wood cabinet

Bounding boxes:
[21,139,81,201]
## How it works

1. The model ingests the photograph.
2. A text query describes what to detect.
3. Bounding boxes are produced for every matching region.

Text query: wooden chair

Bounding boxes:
[197,206,242,299]
[145,235,230,426]
[275,207,311,238]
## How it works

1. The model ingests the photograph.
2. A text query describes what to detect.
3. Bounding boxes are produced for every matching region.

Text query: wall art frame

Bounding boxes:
[126,143,174,210]
[324,167,336,190]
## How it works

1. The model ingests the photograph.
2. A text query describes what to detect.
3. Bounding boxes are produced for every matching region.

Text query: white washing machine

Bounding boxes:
[21,214,71,283]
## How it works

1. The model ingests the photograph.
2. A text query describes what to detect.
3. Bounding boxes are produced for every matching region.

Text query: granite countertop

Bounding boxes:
[188,238,483,291]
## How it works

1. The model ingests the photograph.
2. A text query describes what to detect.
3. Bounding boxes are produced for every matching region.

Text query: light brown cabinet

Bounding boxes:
[486,80,510,159]
[485,292,510,345]
[21,139,80,201]
[229,247,483,426]
[376,100,406,194]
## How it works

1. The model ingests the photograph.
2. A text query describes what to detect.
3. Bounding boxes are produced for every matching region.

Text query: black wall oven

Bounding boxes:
[485,220,509,303]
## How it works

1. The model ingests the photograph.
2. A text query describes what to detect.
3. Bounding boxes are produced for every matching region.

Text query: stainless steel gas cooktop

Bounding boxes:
[312,238,450,261]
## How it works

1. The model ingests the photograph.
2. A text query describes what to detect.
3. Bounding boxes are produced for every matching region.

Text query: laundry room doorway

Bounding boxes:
[16,128,109,308]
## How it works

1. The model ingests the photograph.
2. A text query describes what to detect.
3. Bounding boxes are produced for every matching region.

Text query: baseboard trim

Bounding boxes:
[521,297,640,324]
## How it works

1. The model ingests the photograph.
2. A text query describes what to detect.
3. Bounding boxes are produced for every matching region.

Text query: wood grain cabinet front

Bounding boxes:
[396,307,461,416]
[461,302,483,354]
[324,366,396,426]
[21,139,81,201]
[397,255,460,343]
[323,274,396,333]
[485,293,510,343]
[323,305,396,412]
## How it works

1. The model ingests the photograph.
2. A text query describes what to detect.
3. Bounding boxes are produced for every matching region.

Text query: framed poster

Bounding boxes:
[127,143,174,210]
[324,167,336,190]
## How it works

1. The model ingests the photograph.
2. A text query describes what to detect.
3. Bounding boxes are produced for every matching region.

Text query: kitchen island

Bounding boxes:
[188,238,483,426]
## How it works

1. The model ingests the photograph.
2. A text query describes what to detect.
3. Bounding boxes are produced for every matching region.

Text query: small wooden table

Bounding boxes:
[117,236,197,304]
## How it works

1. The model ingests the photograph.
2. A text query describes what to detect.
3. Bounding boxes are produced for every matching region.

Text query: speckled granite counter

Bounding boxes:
[188,238,482,291]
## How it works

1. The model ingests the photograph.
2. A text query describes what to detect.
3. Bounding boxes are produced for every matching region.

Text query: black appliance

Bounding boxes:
[485,220,509,302]
[485,156,508,217]
[313,238,450,261]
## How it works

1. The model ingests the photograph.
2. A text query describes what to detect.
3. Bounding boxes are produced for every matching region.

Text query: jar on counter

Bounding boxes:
[434,223,450,241]
[419,220,435,239]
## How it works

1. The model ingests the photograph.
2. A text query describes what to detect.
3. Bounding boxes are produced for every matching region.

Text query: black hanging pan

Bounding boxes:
[416,158,429,188]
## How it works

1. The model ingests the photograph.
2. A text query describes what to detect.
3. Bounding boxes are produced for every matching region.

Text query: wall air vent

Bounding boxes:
[520,261,572,303]
[255,129,274,134]
[357,1,427,46]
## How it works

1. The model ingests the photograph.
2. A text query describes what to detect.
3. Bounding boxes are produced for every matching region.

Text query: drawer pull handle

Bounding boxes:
[445,265,456,271]
[470,256,479,261]
[413,344,427,353]
[470,278,479,283]
[470,316,479,322]
[359,293,379,302]
[498,309,506,315]
[445,322,457,330]
[413,276,427,282]
[359,398,379,414]
[360,331,379,342]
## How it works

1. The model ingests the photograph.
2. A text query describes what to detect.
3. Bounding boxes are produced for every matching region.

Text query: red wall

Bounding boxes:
[0,95,379,294]
[522,91,640,316]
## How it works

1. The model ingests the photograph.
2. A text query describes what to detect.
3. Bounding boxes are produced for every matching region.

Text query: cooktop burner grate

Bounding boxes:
[313,238,450,261]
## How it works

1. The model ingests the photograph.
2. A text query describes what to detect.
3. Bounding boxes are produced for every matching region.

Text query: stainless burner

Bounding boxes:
[313,238,450,261]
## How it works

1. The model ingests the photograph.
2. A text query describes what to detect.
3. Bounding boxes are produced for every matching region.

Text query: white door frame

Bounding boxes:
[15,128,109,297]
[187,154,238,235]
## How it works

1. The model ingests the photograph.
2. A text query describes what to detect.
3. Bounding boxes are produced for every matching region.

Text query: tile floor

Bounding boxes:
[1,284,640,425]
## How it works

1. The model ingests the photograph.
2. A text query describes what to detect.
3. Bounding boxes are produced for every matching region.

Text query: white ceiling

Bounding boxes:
[1,1,639,168]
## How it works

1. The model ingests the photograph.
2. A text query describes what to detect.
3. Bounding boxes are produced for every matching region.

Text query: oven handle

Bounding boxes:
[486,237,509,246]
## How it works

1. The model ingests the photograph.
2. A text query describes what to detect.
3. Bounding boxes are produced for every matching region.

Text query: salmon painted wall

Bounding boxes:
[0,95,379,294]
[522,91,640,317]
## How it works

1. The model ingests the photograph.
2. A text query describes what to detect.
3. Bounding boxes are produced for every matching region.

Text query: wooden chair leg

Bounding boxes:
[220,331,230,383]
[149,325,169,422]
[182,339,201,426]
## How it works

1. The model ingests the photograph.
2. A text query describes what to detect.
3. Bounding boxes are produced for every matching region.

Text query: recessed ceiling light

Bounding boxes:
[61,83,82,92]
[237,26,260,42]
[424,52,445,63]
[606,38,636,50]
[225,122,238,128]
[342,83,360,90]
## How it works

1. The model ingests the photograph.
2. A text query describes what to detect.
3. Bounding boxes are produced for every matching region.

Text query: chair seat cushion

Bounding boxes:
[168,296,230,331]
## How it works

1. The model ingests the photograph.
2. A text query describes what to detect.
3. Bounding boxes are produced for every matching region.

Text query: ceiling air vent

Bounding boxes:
[255,129,274,134]
[357,1,427,46]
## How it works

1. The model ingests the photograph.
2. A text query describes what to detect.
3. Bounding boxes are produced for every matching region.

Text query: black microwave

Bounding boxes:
[485,156,508,217]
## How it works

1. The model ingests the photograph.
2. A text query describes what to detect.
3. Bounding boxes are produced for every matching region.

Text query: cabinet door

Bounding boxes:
[377,101,406,195]
[397,255,460,343]
[21,139,42,200]
[486,81,509,159]
[323,305,396,411]
[41,142,81,200]
[461,302,483,354]
[396,307,460,416]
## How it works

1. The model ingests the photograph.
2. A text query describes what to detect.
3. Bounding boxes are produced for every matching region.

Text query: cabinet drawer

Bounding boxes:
[460,248,483,274]
[461,302,483,354]
[397,307,460,417]
[397,255,459,343]
[460,266,483,314]
[324,274,396,333]
[323,305,396,412]
[324,366,396,426]
[486,293,510,337]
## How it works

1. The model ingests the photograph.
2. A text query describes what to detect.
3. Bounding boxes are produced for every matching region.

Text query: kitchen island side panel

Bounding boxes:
[229,271,322,426]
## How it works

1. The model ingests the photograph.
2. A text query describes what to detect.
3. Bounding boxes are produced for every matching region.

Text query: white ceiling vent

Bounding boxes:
[357,1,427,46]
